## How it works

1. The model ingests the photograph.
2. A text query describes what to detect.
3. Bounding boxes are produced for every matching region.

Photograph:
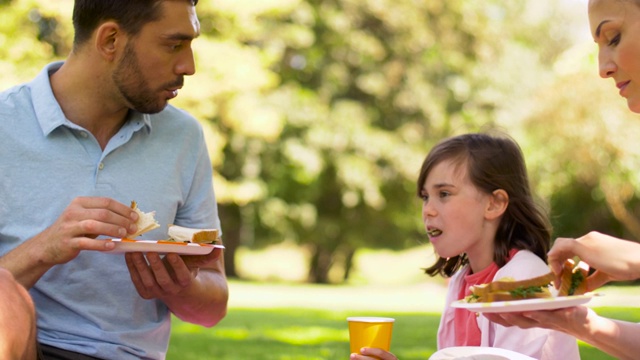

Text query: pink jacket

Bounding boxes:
[437,250,580,360]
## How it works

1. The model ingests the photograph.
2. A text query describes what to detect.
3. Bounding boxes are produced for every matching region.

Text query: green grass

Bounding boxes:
[168,309,437,360]
[168,306,640,360]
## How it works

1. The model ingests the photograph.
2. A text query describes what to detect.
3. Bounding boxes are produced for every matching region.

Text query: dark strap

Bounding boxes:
[37,343,104,360]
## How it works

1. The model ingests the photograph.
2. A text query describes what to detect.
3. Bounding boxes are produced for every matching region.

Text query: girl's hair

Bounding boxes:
[417,133,551,277]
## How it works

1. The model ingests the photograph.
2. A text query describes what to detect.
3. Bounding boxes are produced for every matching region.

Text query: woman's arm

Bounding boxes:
[549,232,640,289]
[486,306,640,360]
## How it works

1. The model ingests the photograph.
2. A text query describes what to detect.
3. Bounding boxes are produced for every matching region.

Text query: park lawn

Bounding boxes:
[168,306,640,360]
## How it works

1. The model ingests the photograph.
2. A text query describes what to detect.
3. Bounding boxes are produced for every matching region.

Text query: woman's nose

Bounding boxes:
[598,49,616,79]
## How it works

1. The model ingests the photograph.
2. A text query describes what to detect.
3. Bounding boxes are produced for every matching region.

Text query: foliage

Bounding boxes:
[203,0,595,283]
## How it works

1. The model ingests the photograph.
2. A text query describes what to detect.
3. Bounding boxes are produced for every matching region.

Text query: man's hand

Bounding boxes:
[37,197,137,265]
[0,197,138,288]
[124,247,228,326]
[125,248,223,299]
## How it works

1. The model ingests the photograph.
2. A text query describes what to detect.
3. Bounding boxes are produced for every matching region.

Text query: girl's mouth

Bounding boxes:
[427,228,442,237]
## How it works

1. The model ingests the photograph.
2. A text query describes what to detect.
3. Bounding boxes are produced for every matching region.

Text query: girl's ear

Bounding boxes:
[485,189,509,220]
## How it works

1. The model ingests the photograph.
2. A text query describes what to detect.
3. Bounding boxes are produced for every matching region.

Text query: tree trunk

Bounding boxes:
[308,246,334,284]
[342,247,356,283]
[218,204,242,278]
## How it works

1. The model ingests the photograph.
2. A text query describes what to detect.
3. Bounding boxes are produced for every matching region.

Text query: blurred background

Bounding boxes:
[3,0,640,284]
[2,0,640,357]
[5,0,640,360]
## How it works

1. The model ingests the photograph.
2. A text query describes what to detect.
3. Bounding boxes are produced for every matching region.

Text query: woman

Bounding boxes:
[485,1,640,359]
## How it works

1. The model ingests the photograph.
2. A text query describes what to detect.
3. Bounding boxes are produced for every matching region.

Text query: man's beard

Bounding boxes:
[112,42,183,114]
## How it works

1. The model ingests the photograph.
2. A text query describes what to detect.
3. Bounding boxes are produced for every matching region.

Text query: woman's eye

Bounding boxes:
[608,34,621,46]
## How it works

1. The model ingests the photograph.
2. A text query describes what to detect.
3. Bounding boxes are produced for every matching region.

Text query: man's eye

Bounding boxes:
[168,43,183,51]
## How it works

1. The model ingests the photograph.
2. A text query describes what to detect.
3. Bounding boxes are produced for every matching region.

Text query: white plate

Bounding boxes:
[430,346,536,360]
[105,238,224,255]
[450,294,596,313]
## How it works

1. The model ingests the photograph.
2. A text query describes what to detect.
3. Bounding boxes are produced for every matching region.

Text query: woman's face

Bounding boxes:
[589,0,640,113]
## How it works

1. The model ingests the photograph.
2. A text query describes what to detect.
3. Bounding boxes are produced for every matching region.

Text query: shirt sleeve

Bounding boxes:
[173,122,222,235]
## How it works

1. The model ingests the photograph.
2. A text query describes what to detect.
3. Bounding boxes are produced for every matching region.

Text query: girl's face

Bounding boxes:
[589,0,640,113]
[420,159,497,271]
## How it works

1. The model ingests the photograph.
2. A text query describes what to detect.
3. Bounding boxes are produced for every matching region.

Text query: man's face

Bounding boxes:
[113,1,200,114]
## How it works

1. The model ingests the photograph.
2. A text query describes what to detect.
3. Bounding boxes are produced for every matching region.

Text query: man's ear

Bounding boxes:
[485,189,508,220]
[94,21,124,62]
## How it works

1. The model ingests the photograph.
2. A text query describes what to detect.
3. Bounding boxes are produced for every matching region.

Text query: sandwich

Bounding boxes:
[128,201,220,244]
[129,201,160,238]
[466,272,555,303]
[557,259,589,296]
[167,224,219,244]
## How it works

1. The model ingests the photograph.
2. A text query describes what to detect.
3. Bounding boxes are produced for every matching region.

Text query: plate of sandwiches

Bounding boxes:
[451,260,598,313]
[105,201,224,255]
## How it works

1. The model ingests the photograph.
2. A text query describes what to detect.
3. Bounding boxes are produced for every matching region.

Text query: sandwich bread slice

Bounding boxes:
[467,272,555,303]
[129,201,160,238]
[167,225,219,244]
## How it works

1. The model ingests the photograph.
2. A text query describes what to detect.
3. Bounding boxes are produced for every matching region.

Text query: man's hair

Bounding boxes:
[72,0,199,48]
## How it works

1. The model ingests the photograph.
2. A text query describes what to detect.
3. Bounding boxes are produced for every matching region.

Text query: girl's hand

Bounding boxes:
[350,347,398,360]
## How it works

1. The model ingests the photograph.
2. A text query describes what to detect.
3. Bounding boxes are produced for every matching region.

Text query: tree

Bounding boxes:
[204,0,585,283]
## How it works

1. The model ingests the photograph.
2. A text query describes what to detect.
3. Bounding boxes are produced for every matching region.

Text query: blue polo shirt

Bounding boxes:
[0,62,221,359]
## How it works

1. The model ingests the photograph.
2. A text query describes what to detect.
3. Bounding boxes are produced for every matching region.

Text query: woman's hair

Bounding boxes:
[418,133,551,277]
[72,0,199,48]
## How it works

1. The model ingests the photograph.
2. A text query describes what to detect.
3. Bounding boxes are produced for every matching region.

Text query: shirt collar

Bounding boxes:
[29,61,152,136]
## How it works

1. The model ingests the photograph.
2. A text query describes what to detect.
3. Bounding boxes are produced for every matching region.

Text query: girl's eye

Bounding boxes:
[439,191,450,198]
[608,34,621,46]
[420,194,429,202]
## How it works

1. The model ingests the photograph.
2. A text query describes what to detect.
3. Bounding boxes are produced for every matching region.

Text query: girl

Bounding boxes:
[351,133,579,360]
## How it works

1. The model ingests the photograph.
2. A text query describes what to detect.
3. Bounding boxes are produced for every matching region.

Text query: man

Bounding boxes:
[0,1,228,359]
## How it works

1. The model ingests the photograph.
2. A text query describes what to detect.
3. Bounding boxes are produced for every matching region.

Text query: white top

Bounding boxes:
[436,250,580,360]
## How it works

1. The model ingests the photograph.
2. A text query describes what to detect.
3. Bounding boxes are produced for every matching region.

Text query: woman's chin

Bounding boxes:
[627,98,640,114]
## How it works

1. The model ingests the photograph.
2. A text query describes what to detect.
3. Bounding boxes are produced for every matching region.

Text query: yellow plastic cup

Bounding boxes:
[347,317,395,355]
